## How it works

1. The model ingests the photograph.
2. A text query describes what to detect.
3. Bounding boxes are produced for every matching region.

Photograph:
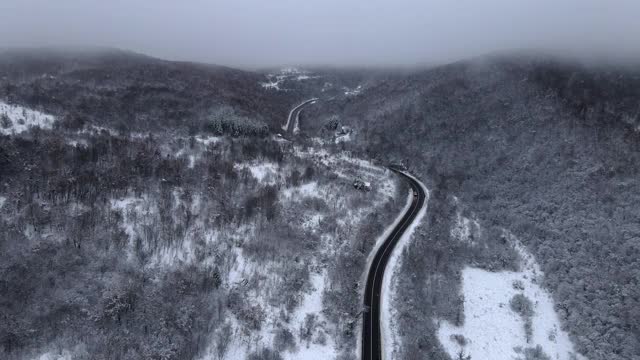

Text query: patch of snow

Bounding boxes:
[33,344,87,360]
[79,125,118,137]
[261,81,281,90]
[195,135,221,146]
[284,272,336,360]
[321,82,333,92]
[280,67,305,75]
[302,213,324,232]
[335,133,351,144]
[67,139,88,148]
[201,253,336,360]
[450,213,481,246]
[34,351,74,360]
[292,146,397,205]
[282,182,319,200]
[436,234,586,360]
[109,195,158,261]
[343,85,363,96]
[234,162,280,184]
[0,101,56,135]
[150,230,203,268]
[381,172,429,360]
[0,196,5,209]
[262,69,318,90]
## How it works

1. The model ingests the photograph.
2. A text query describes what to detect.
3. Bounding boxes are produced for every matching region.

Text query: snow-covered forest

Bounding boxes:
[1,48,640,360]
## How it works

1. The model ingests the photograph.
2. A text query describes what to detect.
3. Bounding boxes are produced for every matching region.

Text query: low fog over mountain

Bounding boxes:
[2,0,640,67]
[1,2,639,360]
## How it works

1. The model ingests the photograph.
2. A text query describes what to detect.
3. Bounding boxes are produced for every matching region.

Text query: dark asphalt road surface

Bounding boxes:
[362,169,427,360]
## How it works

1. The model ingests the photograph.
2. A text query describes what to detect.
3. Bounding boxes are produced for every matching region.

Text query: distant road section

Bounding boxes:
[362,169,427,360]
[282,98,318,135]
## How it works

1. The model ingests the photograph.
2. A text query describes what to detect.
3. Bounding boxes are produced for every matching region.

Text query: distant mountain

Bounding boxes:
[0,47,301,133]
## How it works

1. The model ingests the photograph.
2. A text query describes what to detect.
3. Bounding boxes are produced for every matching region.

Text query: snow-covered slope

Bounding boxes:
[0,101,56,134]
[192,141,399,360]
[436,233,585,360]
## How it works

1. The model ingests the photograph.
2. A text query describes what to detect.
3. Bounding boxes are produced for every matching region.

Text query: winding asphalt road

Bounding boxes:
[282,98,318,135]
[362,168,427,360]
[283,100,426,359]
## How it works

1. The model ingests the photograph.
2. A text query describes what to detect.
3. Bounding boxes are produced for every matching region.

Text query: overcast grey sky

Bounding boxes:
[1,0,639,68]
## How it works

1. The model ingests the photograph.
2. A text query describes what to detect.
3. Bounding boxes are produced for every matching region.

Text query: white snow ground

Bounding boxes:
[343,85,363,96]
[0,101,56,135]
[234,162,281,184]
[450,210,482,247]
[436,233,585,360]
[284,272,337,360]
[32,344,87,360]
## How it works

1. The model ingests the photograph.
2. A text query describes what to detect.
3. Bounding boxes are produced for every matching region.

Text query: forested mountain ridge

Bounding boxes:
[0,47,300,133]
[0,48,409,359]
[303,54,640,359]
[1,47,640,360]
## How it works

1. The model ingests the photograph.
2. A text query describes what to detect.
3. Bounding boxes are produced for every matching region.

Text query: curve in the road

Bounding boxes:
[362,168,427,360]
[282,98,318,135]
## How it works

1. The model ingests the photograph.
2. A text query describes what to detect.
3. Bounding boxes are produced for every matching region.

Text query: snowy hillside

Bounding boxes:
[437,231,584,360]
[0,101,56,134]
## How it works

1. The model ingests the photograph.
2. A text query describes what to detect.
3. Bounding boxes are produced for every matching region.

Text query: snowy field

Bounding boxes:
[436,232,585,360]
[0,101,56,134]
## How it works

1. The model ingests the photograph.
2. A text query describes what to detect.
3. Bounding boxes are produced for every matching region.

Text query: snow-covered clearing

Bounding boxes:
[450,211,482,247]
[32,344,87,360]
[436,233,585,360]
[335,133,351,143]
[109,195,159,262]
[381,173,429,360]
[66,139,88,148]
[172,136,222,168]
[200,248,337,360]
[343,85,363,96]
[234,162,281,184]
[261,81,282,90]
[195,135,221,146]
[284,272,337,360]
[293,144,396,200]
[109,191,231,269]
[0,101,56,135]
[33,350,74,360]
[0,196,5,209]
[79,125,117,137]
[281,181,320,199]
